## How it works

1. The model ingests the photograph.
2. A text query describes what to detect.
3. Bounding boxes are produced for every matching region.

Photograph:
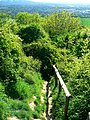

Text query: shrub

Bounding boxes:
[15,80,31,99]
[18,23,48,43]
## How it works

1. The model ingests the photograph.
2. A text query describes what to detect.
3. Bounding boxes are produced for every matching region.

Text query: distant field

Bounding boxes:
[80,18,90,26]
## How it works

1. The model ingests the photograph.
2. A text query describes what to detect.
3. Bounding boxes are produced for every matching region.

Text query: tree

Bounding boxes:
[15,12,42,26]
[18,23,48,43]
[0,27,42,100]
[0,13,11,27]
[43,11,81,39]
[2,19,19,34]
[15,12,33,25]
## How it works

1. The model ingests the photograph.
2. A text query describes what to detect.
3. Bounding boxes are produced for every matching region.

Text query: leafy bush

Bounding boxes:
[43,11,81,39]
[18,23,48,43]
[15,12,42,25]
[3,19,19,34]
[15,80,31,99]
[50,54,90,120]
[23,40,61,80]
[0,102,10,120]
[0,13,11,27]
[15,12,33,25]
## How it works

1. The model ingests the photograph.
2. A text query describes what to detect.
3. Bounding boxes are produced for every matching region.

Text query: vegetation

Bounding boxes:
[81,17,90,26]
[0,10,90,120]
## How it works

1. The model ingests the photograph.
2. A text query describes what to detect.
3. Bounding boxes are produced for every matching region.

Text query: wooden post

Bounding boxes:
[64,97,70,120]
[58,81,61,94]
[55,74,58,88]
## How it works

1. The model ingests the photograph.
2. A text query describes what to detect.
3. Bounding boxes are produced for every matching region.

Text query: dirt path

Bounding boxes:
[7,117,19,120]
[31,81,53,120]
[32,81,48,120]
[46,82,53,120]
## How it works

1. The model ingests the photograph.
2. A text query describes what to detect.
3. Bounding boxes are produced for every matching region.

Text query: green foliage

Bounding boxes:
[0,31,22,84]
[18,23,48,43]
[50,53,90,120]
[23,40,61,80]
[15,80,31,99]
[0,82,5,93]
[0,98,33,120]
[0,102,10,120]
[15,12,42,25]
[33,96,45,119]
[0,11,90,120]
[15,12,33,25]
[43,11,81,39]
[55,28,90,58]
[81,17,90,26]
[3,19,19,34]
[0,13,11,27]
[9,100,32,119]
[0,21,44,119]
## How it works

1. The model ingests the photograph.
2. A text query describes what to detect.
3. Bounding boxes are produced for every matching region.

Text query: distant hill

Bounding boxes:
[0,0,29,1]
[0,0,34,5]
[0,0,90,17]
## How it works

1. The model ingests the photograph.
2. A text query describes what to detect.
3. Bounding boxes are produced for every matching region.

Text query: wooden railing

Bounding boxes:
[53,65,72,120]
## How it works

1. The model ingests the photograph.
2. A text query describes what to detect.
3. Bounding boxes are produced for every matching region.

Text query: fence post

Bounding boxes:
[58,81,61,94]
[55,74,58,88]
[64,97,70,120]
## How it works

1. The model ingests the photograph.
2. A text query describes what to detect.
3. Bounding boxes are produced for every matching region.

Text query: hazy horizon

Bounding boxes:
[0,0,90,4]
[30,0,90,4]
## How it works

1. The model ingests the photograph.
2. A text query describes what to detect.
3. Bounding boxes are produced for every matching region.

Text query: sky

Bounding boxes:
[31,0,90,4]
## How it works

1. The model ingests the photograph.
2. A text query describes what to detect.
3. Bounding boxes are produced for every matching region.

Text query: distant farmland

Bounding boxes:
[81,18,90,26]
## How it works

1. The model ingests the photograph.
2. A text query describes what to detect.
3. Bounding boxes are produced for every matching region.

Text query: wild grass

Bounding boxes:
[81,18,90,26]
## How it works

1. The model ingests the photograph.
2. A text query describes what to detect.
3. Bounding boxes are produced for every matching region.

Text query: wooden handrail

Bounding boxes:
[53,65,71,97]
[53,65,72,120]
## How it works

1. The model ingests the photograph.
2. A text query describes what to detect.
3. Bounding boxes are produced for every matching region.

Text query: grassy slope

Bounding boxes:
[81,18,90,26]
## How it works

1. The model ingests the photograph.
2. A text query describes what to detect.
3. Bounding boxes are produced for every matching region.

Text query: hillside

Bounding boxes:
[0,0,31,2]
[0,11,90,120]
[0,0,34,5]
